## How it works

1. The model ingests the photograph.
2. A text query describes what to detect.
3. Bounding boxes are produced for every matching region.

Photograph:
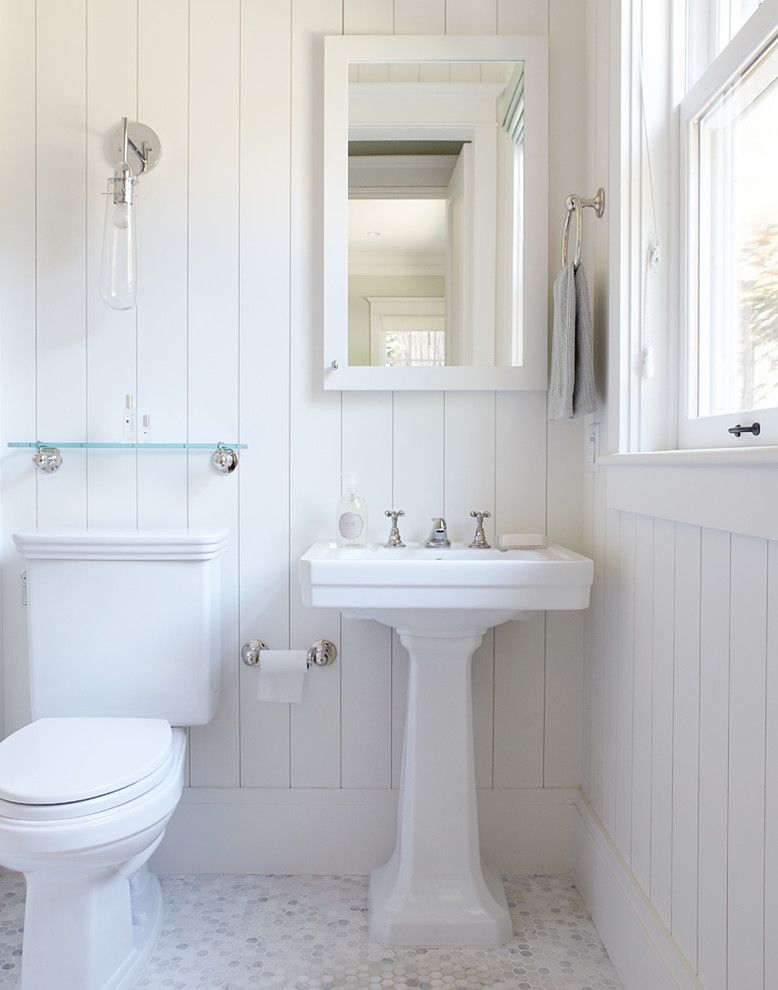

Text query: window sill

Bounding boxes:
[600,445,778,468]
[604,446,778,539]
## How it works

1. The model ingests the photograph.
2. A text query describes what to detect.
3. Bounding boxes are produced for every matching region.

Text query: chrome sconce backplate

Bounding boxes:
[107,120,162,177]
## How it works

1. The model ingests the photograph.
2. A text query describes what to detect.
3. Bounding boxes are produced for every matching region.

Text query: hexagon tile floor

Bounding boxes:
[0,872,622,989]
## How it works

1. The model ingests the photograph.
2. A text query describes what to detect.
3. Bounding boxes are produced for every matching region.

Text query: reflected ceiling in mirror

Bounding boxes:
[347,61,525,369]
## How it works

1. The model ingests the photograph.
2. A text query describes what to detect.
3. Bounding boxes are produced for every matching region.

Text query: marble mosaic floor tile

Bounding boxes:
[0,871,621,989]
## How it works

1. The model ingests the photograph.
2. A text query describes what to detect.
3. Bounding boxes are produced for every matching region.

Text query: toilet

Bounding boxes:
[0,529,228,990]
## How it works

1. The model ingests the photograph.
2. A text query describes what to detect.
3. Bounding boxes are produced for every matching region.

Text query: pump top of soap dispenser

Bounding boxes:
[343,472,359,496]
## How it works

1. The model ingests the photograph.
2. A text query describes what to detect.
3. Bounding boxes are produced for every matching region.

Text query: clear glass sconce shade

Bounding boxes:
[99,174,138,310]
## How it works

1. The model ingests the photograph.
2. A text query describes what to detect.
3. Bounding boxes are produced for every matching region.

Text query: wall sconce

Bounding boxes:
[99,117,161,310]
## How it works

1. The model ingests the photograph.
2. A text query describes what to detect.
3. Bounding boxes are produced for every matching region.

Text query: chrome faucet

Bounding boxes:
[384,509,406,548]
[425,517,451,548]
[468,510,491,549]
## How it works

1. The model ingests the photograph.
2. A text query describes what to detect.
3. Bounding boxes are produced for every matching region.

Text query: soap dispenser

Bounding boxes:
[336,473,368,548]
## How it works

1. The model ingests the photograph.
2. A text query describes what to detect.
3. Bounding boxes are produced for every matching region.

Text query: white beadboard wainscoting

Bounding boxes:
[579,474,778,990]
[0,0,591,875]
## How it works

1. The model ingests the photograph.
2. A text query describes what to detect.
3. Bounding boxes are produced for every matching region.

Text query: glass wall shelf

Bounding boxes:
[8,441,246,475]
[8,442,247,450]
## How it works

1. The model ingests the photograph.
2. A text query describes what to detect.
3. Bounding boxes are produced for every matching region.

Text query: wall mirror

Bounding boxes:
[323,35,548,390]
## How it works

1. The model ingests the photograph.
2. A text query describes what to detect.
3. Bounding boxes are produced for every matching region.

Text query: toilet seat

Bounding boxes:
[0,717,175,822]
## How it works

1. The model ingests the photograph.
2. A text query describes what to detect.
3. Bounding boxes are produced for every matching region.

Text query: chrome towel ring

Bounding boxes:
[561,187,605,269]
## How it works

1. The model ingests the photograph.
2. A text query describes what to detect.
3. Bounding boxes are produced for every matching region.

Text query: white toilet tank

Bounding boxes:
[13,529,228,725]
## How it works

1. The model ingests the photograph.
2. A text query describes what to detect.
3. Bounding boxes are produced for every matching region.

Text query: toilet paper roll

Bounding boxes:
[256,650,308,703]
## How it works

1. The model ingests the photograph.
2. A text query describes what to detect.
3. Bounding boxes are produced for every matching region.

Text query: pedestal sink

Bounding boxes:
[299,541,593,946]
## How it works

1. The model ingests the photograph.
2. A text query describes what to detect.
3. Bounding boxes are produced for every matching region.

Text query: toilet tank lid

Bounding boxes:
[13,528,229,560]
[0,717,173,805]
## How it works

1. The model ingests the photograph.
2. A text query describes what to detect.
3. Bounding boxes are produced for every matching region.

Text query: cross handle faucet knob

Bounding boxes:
[384,509,406,548]
[469,510,492,550]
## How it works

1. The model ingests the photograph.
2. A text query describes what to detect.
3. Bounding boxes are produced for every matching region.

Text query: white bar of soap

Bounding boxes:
[497,533,548,550]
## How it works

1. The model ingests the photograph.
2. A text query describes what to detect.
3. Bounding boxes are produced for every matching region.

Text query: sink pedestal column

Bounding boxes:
[369,630,512,946]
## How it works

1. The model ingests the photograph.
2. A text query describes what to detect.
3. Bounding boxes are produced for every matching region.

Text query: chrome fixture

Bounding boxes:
[210,444,240,475]
[31,447,62,474]
[100,117,161,311]
[468,510,491,549]
[241,639,338,669]
[384,510,406,548]
[425,517,451,548]
[561,187,605,268]
[18,441,244,474]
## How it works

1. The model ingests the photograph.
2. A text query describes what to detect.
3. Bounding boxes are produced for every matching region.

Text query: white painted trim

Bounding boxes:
[349,252,445,277]
[605,460,778,539]
[151,786,577,876]
[601,445,778,467]
[323,34,549,391]
[573,795,701,990]
[678,0,778,449]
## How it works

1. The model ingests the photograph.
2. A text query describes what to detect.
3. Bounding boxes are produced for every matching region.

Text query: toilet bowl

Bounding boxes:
[0,719,187,990]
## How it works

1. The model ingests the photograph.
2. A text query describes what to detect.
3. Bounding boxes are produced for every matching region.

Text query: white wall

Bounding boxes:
[0,0,589,873]
[580,1,778,987]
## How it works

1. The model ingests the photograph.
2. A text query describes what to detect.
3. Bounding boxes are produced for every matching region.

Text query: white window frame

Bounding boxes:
[678,0,778,447]
[366,296,445,367]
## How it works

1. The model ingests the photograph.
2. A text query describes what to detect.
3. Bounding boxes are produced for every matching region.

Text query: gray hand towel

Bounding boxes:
[548,261,596,419]
[572,263,596,416]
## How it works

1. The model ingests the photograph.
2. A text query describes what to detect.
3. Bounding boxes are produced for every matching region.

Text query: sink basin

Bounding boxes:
[299,540,593,947]
[300,541,592,623]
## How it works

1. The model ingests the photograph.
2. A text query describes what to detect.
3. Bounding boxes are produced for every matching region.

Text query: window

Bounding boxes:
[680,0,778,446]
[366,297,446,368]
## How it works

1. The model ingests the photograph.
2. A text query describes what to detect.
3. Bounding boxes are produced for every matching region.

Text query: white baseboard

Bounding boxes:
[152,786,577,876]
[572,794,701,990]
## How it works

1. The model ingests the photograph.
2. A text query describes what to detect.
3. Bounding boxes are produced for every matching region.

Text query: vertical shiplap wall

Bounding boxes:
[0,1,586,803]
[581,4,777,984]
[583,502,778,990]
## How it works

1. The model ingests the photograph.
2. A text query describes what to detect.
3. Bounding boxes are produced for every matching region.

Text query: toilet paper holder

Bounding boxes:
[241,639,338,669]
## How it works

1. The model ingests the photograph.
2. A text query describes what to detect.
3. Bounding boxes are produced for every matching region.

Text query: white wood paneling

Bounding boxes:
[445,0,497,34]
[340,616,393,788]
[544,611,583,787]
[238,0,293,789]
[671,522,700,968]
[493,615,546,787]
[498,0,549,35]
[0,0,37,734]
[85,0,137,529]
[697,527,730,990]
[584,504,777,989]
[614,511,635,859]
[600,507,621,836]
[344,0,393,35]
[288,0,343,789]
[136,0,190,531]
[727,534,767,990]
[0,0,590,878]
[187,0,241,787]
[36,0,87,531]
[630,513,653,893]
[650,516,674,927]
[765,540,778,990]
[394,0,445,34]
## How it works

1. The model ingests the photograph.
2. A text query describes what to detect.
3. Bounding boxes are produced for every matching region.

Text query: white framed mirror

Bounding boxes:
[323,34,548,391]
